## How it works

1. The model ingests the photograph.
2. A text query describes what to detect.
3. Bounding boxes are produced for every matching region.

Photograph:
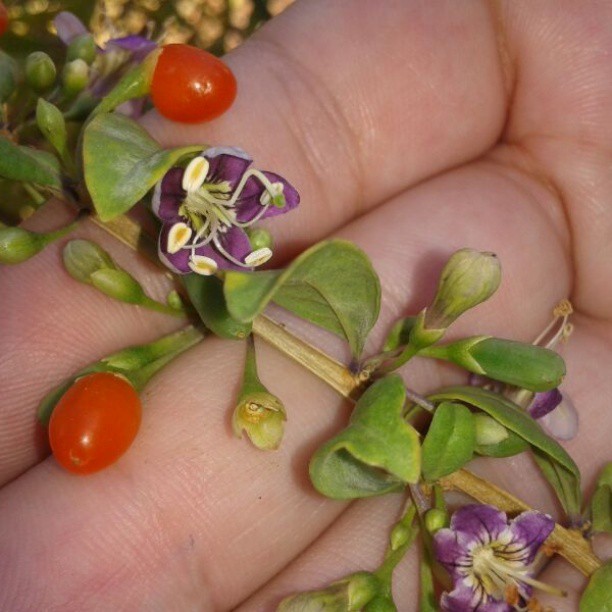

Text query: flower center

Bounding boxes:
[467,542,565,608]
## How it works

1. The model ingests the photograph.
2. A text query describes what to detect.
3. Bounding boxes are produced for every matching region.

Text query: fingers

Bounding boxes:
[0,0,507,483]
[0,158,574,610]
[491,1,612,317]
[142,0,506,258]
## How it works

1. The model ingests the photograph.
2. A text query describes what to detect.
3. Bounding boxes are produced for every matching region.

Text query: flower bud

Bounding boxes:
[424,508,449,535]
[63,239,115,283]
[25,51,56,91]
[166,290,184,311]
[89,268,147,304]
[424,248,501,330]
[0,227,47,264]
[245,227,273,252]
[278,572,380,611]
[474,414,509,446]
[62,58,89,96]
[66,33,96,65]
[444,336,566,392]
[390,521,413,551]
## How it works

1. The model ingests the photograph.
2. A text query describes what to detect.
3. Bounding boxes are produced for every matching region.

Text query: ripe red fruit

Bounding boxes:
[151,44,237,123]
[0,2,8,37]
[49,372,142,475]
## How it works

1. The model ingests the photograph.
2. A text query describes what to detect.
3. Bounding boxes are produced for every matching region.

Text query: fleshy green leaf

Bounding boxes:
[83,113,200,221]
[183,274,252,340]
[580,562,612,612]
[309,375,420,499]
[430,386,581,515]
[589,463,612,533]
[224,240,381,357]
[0,136,61,188]
[422,402,476,481]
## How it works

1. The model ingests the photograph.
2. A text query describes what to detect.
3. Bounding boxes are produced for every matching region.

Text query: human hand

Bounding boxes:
[2,1,611,609]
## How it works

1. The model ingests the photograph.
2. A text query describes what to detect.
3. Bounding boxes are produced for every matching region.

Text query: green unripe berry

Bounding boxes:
[0,227,47,264]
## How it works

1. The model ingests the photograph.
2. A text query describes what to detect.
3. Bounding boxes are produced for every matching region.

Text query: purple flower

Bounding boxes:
[529,389,578,441]
[152,147,299,275]
[434,504,558,611]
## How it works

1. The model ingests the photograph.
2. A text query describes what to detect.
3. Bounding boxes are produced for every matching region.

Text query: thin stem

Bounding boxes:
[93,214,603,578]
[140,295,186,318]
[23,182,47,206]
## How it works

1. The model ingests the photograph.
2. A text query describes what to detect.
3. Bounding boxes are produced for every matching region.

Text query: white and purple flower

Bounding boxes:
[153,147,299,275]
[434,504,560,611]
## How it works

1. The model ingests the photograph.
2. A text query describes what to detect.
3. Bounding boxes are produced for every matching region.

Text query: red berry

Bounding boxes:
[49,372,142,475]
[0,2,8,37]
[151,44,237,124]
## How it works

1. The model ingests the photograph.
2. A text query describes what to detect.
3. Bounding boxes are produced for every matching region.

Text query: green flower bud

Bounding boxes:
[66,33,96,65]
[245,227,273,252]
[166,290,184,311]
[424,248,501,330]
[278,572,380,611]
[89,268,147,304]
[390,521,413,551]
[474,413,509,446]
[444,336,566,392]
[424,508,448,534]
[363,594,398,611]
[25,52,56,91]
[0,50,17,103]
[62,59,89,96]
[0,227,48,264]
[63,239,115,283]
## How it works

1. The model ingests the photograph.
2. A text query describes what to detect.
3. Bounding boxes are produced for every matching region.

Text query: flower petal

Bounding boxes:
[212,226,253,270]
[433,527,473,580]
[152,168,185,222]
[105,35,157,62]
[450,504,509,545]
[507,511,555,566]
[529,388,563,419]
[441,579,511,612]
[54,12,88,45]
[236,171,300,224]
[537,393,579,440]
[203,146,252,187]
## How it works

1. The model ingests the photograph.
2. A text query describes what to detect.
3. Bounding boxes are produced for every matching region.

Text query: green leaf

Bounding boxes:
[83,113,201,221]
[183,274,252,340]
[0,136,61,188]
[589,463,612,533]
[309,375,420,499]
[580,562,612,612]
[225,240,381,357]
[430,386,581,516]
[36,99,67,158]
[422,402,476,481]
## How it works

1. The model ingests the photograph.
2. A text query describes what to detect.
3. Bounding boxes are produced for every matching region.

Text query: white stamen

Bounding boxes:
[188,255,218,276]
[167,222,193,254]
[260,181,285,206]
[245,248,273,267]
[212,234,250,268]
[182,157,210,193]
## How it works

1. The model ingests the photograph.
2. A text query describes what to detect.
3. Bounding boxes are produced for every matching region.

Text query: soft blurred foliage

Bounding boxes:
[0,0,293,223]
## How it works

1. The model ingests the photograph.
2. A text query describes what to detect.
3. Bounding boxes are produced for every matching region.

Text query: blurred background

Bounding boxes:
[2,0,293,58]
[0,0,293,223]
